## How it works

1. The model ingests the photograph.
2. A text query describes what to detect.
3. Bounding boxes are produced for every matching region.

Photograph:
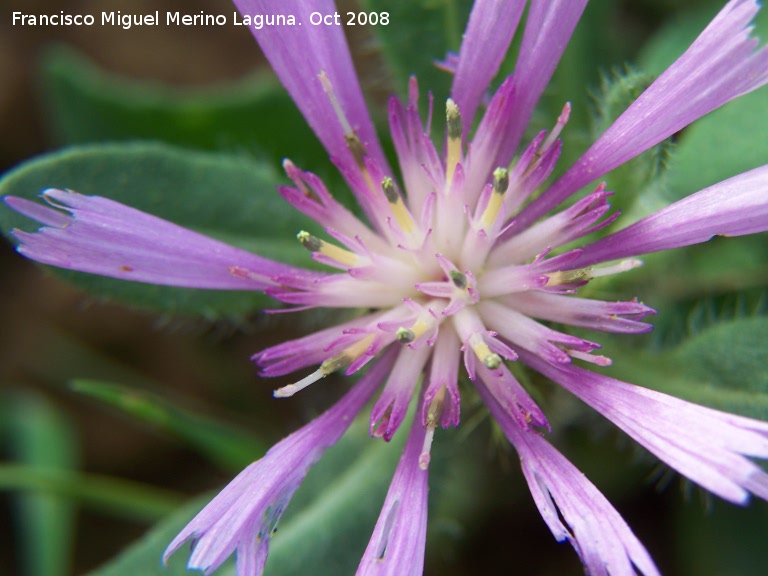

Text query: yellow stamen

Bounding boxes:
[319,70,377,191]
[480,167,510,228]
[321,333,375,374]
[545,259,642,287]
[420,387,449,470]
[545,268,593,286]
[382,177,415,234]
[320,334,374,376]
[273,334,375,398]
[297,230,358,267]
[426,386,446,425]
[446,99,463,186]
[396,317,432,345]
[469,334,501,369]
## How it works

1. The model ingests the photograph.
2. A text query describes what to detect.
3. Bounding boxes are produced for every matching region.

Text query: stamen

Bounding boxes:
[589,258,643,278]
[282,159,312,198]
[345,134,368,169]
[545,268,593,286]
[396,327,415,343]
[541,101,571,154]
[381,177,416,233]
[522,102,572,180]
[568,349,612,366]
[297,230,359,268]
[446,99,463,185]
[484,353,502,369]
[273,334,375,397]
[449,270,468,290]
[469,333,501,369]
[480,167,510,228]
[545,258,642,286]
[419,424,436,470]
[420,387,446,470]
[412,318,434,341]
[319,70,354,136]
[319,70,371,184]
[396,317,434,346]
[273,368,325,398]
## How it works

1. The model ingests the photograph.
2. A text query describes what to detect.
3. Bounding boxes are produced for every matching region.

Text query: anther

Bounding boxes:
[345,134,368,168]
[449,270,467,290]
[297,230,322,252]
[395,317,434,347]
[446,99,463,185]
[381,177,400,203]
[468,334,502,371]
[273,335,375,398]
[396,327,416,343]
[480,167,510,227]
[419,387,446,470]
[297,230,359,268]
[446,99,462,140]
[545,259,642,286]
[381,177,416,234]
[545,267,593,286]
[493,167,509,194]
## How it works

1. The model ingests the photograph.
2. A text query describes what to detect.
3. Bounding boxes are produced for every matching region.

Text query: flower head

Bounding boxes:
[4,0,768,574]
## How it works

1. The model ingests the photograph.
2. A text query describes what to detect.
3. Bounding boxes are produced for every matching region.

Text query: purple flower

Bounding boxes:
[357,392,430,576]
[4,0,768,574]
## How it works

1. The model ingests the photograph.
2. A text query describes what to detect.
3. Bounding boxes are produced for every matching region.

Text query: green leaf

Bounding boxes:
[359,0,473,101]
[2,393,78,576]
[0,465,182,524]
[674,497,768,576]
[88,415,404,576]
[639,2,768,200]
[70,379,266,472]
[663,88,768,200]
[608,316,768,420]
[607,235,768,308]
[639,1,726,77]
[591,66,674,221]
[40,47,328,172]
[83,493,220,576]
[0,142,316,319]
[667,316,768,403]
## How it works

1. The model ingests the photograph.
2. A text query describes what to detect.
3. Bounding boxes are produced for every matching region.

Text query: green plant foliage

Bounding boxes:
[664,317,768,419]
[359,0,473,101]
[2,393,78,576]
[0,465,183,523]
[675,497,768,576]
[40,47,329,173]
[607,316,768,421]
[591,67,674,219]
[83,493,220,576]
[87,417,405,576]
[663,88,768,200]
[0,142,316,319]
[70,380,266,472]
[640,2,768,200]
